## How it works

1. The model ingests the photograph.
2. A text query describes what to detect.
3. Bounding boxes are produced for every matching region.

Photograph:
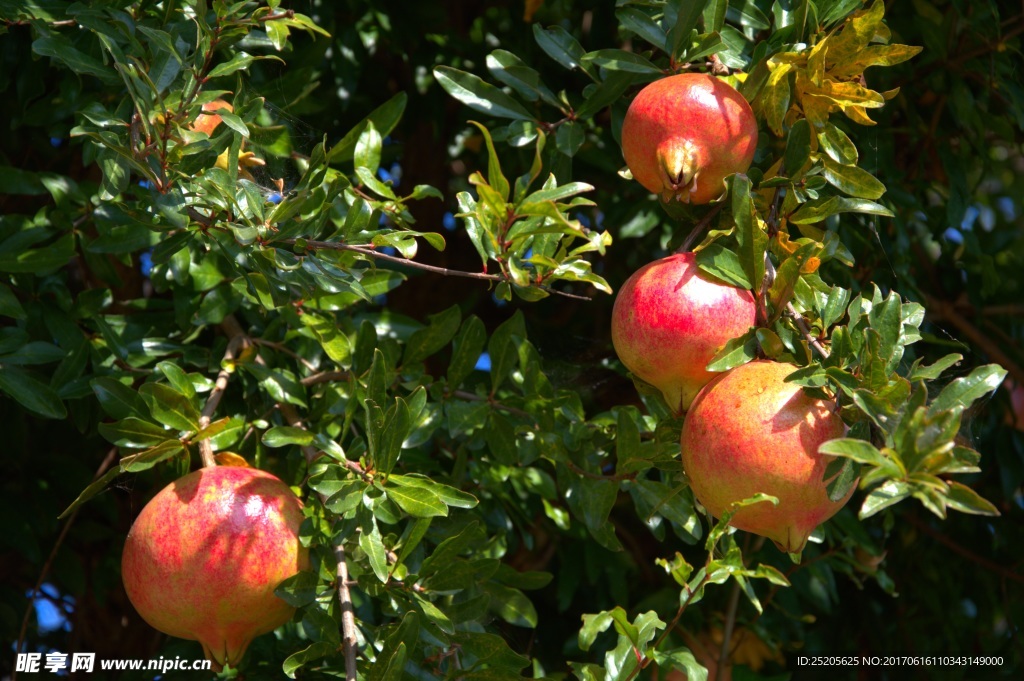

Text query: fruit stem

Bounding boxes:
[676,203,726,254]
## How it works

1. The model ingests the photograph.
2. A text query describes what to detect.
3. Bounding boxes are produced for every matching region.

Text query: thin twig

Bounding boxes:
[252,337,318,371]
[287,239,501,281]
[677,202,726,254]
[301,370,352,386]
[281,239,593,301]
[13,447,118,681]
[198,333,250,467]
[787,302,830,359]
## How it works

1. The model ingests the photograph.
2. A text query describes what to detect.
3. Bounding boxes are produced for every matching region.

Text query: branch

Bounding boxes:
[286,239,501,282]
[787,303,830,360]
[676,202,726,254]
[198,330,250,467]
[281,239,593,301]
[301,370,352,386]
[274,398,360,681]
[14,447,117,681]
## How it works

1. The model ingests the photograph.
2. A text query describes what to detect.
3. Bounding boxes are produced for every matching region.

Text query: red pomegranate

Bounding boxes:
[122,466,308,670]
[621,73,757,204]
[681,360,851,552]
[611,252,757,414]
[191,99,233,136]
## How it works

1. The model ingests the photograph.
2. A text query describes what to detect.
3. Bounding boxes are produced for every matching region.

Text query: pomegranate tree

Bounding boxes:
[121,466,308,670]
[680,360,851,553]
[611,252,756,414]
[621,73,757,204]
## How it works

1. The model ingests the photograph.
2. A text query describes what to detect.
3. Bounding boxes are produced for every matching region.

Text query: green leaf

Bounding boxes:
[386,484,448,518]
[532,24,595,78]
[262,426,315,448]
[703,0,728,32]
[355,120,382,175]
[283,642,335,679]
[818,123,859,165]
[859,480,911,519]
[488,310,526,393]
[448,316,487,388]
[404,304,461,366]
[275,570,319,609]
[482,582,538,628]
[819,438,887,466]
[207,51,260,78]
[98,417,170,448]
[666,0,706,57]
[582,49,661,75]
[433,66,534,121]
[705,328,757,372]
[784,119,812,178]
[908,353,962,382]
[944,481,999,516]
[0,233,74,273]
[821,156,886,200]
[486,49,561,108]
[359,512,390,582]
[155,361,196,399]
[301,311,352,366]
[328,92,407,164]
[138,382,200,432]
[695,243,753,289]
[789,196,893,224]
[616,8,668,51]
[731,174,765,289]
[119,440,185,473]
[389,474,478,508]
[929,364,1006,416]
[91,377,145,420]
[0,365,66,419]
[372,397,412,476]
[57,466,123,520]
[32,37,119,84]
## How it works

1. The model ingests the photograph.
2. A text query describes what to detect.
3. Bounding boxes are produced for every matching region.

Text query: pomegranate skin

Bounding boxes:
[611,252,756,413]
[681,360,852,553]
[621,73,757,204]
[122,466,308,670]
[191,99,232,136]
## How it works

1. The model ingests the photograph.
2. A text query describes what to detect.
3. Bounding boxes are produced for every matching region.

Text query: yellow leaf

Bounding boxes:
[806,38,828,88]
[844,105,878,126]
[830,43,924,80]
[761,62,794,137]
[214,452,251,467]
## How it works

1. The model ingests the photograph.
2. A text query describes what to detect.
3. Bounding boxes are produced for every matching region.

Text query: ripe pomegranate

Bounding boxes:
[681,360,851,553]
[122,466,308,670]
[621,73,757,204]
[611,252,756,413]
[191,99,233,136]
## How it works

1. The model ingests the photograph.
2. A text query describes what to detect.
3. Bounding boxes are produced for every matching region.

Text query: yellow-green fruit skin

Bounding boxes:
[681,360,852,552]
[121,466,308,670]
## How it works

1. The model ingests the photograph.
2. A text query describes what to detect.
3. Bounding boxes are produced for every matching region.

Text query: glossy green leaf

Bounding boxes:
[0,365,66,419]
[433,66,534,121]
[138,382,200,432]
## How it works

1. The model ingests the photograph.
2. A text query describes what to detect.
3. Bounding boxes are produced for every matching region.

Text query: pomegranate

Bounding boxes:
[681,360,851,552]
[621,73,757,204]
[191,99,233,136]
[122,466,308,669]
[611,252,756,413]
